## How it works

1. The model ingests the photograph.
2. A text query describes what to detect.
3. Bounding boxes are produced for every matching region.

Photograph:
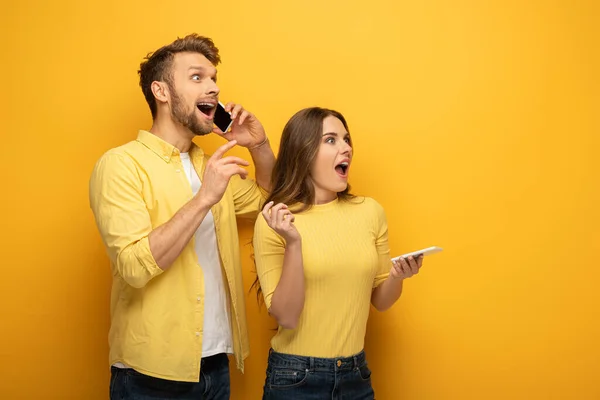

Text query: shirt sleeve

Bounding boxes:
[89,151,163,288]
[372,200,392,289]
[253,213,286,310]
[229,173,268,219]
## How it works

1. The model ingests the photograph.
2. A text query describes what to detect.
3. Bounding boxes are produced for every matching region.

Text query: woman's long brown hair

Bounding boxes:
[251,107,357,306]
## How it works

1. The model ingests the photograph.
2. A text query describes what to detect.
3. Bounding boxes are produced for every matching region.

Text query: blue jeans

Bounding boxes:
[262,349,375,400]
[109,353,230,400]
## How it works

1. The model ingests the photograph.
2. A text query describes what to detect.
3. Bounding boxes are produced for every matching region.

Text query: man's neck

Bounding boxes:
[149,117,194,153]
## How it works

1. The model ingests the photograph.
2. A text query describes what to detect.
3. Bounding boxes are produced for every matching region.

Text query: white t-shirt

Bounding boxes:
[180,152,233,357]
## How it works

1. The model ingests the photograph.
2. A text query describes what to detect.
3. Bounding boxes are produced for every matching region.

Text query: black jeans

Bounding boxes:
[110,353,230,400]
[262,349,375,400]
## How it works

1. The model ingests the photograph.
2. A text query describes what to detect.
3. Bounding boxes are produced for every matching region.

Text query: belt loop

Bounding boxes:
[353,355,358,369]
[309,356,314,371]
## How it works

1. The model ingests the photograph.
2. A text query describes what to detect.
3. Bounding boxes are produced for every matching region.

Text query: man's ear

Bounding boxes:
[151,81,170,105]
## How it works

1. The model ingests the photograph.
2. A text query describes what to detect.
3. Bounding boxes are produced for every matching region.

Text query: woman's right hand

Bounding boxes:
[262,201,301,243]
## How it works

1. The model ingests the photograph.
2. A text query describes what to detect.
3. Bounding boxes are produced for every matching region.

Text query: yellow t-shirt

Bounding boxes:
[253,196,391,358]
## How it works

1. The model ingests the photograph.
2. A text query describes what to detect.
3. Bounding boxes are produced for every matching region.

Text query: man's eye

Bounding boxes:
[192,75,200,81]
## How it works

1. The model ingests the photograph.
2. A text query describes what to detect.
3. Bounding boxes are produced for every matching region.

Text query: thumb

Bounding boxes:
[213,127,235,140]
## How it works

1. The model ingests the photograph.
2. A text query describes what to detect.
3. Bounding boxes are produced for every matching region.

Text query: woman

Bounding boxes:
[253,107,424,399]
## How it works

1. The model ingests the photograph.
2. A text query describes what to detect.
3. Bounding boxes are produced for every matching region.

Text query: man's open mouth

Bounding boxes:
[197,102,216,118]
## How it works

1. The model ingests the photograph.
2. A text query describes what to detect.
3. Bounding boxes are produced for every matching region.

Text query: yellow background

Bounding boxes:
[2,0,598,399]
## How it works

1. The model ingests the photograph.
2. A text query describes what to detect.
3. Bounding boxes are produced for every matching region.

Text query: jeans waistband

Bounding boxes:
[201,352,228,370]
[267,349,366,372]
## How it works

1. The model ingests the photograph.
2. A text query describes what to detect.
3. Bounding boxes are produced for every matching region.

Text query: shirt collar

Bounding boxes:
[136,130,204,162]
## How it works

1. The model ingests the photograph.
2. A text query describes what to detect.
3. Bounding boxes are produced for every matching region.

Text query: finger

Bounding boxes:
[277,209,293,227]
[222,164,248,180]
[217,131,237,142]
[219,156,250,166]
[407,256,419,274]
[398,257,409,269]
[233,166,249,180]
[272,205,288,227]
[276,209,287,227]
[269,203,287,227]
[417,254,424,268]
[282,213,296,229]
[399,257,412,277]
[238,110,251,125]
[270,203,287,213]
[213,126,234,136]
[212,123,235,137]
[262,201,275,221]
[230,104,244,120]
[224,102,236,113]
[391,261,402,278]
[210,140,237,160]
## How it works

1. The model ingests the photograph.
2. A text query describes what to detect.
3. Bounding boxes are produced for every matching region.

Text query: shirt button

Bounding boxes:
[197,297,201,302]
[164,156,169,160]
[175,169,181,173]
[196,332,200,337]
[336,360,342,367]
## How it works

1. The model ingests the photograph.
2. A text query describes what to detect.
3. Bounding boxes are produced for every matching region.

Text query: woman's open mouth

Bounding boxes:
[335,162,349,178]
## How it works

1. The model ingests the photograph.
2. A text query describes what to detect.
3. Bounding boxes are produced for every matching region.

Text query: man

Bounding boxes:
[89,34,275,399]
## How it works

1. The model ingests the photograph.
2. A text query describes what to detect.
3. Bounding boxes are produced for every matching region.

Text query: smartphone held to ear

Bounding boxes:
[214,101,234,133]
[391,246,443,262]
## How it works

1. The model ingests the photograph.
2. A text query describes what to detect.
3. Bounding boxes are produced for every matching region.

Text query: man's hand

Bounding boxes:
[213,102,267,149]
[197,140,250,207]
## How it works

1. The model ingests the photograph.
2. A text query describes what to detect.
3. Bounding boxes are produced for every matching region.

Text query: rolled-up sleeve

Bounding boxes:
[89,152,163,288]
[253,214,285,310]
[230,174,268,219]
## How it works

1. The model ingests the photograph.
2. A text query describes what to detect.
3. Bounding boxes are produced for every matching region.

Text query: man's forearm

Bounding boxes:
[149,197,211,270]
[249,139,276,191]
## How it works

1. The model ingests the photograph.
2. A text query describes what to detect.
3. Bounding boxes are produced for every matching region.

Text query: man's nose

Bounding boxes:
[207,80,220,96]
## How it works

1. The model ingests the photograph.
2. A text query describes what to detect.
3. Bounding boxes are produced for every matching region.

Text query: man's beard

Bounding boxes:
[170,89,212,136]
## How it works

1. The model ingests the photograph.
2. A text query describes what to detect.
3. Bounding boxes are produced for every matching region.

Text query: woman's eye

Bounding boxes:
[326,137,335,144]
